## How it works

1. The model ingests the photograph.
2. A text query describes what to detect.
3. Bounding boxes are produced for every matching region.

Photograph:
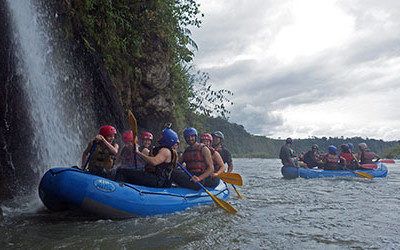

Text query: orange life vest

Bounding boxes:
[182,143,208,173]
[340,152,354,163]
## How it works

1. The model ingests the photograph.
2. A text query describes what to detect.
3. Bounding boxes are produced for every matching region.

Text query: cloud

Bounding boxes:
[192,0,400,140]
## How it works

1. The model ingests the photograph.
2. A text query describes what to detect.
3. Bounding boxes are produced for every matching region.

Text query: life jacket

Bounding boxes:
[340,152,354,164]
[89,140,115,170]
[303,150,317,166]
[360,150,375,164]
[120,145,135,166]
[324,153,339,164]
[144,146,177,180]
[322,153,341,169]
[119,145,146,170]
[182,143,208,173]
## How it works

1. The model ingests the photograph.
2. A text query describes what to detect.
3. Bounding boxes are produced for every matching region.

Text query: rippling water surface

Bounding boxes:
[1,159,400,249]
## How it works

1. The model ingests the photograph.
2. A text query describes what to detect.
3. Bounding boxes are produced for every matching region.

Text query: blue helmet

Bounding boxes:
[328,145,337,154]
[347,143,354,151]
[183,127,198,143]
[158,128,179,148]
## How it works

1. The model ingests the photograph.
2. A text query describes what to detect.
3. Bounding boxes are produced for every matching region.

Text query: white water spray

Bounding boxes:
[5,0,94,176]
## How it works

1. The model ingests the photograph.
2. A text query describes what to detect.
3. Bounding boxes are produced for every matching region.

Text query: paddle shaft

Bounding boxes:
[178,163,212,192]
[177,163,237,214]
[231,184,243,199]
[82,142,97,170]
[128,110,138,168]
[133,141,138,167]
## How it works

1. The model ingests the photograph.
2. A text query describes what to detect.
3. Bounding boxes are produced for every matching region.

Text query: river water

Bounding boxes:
[1,159,399,249]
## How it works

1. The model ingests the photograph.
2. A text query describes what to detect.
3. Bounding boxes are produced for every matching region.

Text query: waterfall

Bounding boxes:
[5,0,95,177]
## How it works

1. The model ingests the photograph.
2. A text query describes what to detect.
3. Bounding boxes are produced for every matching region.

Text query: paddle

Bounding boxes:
[128,110,138,167]
[348,152,374,179]
[231,184,244,199]
[82,142,97,170]
[177,163,237,214]
[217,172,244,199]
[352,170,374,179]
[218,172,243,186]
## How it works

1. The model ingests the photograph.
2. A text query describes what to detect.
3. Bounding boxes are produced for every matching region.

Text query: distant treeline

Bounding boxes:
[200,116,400,159]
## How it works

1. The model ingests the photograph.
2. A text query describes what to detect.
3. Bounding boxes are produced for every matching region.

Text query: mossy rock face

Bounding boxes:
[59,0,192,133]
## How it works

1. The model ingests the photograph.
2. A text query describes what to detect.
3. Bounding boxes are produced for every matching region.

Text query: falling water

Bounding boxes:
[5,0,95,177]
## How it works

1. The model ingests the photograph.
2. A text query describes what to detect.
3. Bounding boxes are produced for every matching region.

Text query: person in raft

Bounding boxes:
[114,126,179,188]
[321,145,346,170]
[171,127,219,190]
[339,144,360,169]
[200,133,226,178]
[212,131,234,173]
[115,130,146,171]
[357,143,380,164]
[279,138,299,166]
[81,125,119,178]
[139,131,154,156]
[302,144,322,168]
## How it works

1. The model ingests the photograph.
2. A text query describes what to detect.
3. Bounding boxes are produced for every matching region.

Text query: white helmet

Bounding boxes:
[358,143,368,150]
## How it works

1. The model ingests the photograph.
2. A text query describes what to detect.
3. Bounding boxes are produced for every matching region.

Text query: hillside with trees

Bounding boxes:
[202,117,400,158]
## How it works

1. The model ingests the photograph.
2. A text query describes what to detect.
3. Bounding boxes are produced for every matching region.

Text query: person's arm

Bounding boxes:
[95,134,119,155]
[192,146,214,182]
[212,151,226,177]
[137,148,170,166]
[340,156,347,166]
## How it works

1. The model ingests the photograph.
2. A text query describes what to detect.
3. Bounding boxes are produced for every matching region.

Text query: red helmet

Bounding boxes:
[141,131,153,140]
[200,133,213,142]
[99,125,117,137]
[122,130,133,143]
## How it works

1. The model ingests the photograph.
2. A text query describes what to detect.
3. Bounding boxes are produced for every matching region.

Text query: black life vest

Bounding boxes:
[144,146,177,180]
[89,140,115,170]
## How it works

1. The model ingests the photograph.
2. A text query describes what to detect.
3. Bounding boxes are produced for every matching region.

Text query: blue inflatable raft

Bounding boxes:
[281,162,388,179]
[39,167,230,218]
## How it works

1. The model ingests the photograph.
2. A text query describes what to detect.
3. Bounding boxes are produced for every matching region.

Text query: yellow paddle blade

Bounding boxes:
[354,171,374,179]
[128,110,138,137]
[218,172,243,186]
[205,189,237,214]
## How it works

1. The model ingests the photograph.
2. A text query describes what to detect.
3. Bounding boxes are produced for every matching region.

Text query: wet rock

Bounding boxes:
[0,206,3,222]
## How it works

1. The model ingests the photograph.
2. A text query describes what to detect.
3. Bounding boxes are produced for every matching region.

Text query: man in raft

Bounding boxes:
[172,127,219,190]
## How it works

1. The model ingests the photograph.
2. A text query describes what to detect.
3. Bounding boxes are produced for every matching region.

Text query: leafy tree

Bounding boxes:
[188,69,233,119]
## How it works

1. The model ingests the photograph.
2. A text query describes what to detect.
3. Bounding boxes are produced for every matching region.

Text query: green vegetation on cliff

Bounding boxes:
[65,1,206,126]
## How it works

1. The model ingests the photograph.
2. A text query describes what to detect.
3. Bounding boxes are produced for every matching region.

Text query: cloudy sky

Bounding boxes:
[191,0,400,141]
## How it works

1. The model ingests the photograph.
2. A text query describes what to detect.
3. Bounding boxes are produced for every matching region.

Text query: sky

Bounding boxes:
[191,0,400,141]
